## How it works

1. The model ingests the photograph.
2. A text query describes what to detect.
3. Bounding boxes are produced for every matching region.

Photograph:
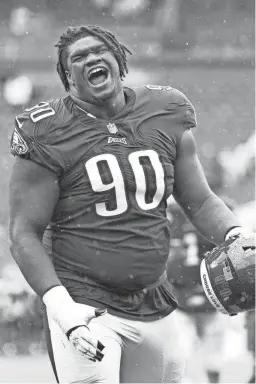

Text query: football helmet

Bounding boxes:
[200,233,255,316]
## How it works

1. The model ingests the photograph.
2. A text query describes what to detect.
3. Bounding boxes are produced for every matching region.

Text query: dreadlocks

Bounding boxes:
[54,25,132,92]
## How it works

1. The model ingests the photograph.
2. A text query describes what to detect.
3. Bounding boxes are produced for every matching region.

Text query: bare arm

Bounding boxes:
[173,129,241,245]
[9,158,62,297]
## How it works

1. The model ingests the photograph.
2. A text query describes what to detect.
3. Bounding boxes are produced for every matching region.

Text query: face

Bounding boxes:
[66,35,122,104]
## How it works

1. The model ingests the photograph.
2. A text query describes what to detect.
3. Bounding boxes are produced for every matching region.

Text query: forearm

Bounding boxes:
[184,194,241,245]
[10,232,62,297]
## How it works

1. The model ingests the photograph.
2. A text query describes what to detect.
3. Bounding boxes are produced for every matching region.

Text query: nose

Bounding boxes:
[86,52,102,67]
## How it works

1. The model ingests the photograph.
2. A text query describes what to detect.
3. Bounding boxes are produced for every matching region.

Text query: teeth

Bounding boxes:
[90,67,104,75]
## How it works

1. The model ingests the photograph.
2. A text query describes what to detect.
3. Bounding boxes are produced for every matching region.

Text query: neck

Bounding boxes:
[70,89,126,120]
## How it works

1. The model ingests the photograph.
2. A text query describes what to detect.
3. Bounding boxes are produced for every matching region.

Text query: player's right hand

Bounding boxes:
[43,286,107,362]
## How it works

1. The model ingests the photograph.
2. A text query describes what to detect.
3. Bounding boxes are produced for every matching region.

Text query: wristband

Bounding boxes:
[42,285,73,308]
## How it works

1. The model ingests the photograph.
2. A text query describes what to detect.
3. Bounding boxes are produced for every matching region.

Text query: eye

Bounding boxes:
[98,46,108,54]
[73,56,83,63]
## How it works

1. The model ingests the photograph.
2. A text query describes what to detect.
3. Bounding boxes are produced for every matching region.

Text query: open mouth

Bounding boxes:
[88,67,109,86]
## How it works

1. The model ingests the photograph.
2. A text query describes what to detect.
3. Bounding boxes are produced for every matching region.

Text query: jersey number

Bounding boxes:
[85,150,165,217]
[25,102,55,122]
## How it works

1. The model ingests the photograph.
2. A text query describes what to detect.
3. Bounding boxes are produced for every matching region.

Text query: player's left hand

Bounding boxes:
[43,286,107,362]
[68,322,105,362]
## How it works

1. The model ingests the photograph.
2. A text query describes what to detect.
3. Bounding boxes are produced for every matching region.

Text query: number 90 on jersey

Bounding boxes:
[85,150,166,217]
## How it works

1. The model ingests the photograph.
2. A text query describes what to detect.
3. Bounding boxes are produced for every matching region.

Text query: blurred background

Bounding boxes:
[0,0,255,382]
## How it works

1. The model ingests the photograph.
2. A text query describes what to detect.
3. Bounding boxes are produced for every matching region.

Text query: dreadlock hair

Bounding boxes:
[54,25,132,92]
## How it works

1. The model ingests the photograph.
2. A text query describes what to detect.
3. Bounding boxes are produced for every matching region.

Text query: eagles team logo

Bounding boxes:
[107,122,118,134]
[11,127,29,156]
[108,137,127,144]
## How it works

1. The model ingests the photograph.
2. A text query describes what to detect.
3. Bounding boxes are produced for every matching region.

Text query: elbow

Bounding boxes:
[10,218,42,240]
[8,222,37,261]
[187,194,214,217]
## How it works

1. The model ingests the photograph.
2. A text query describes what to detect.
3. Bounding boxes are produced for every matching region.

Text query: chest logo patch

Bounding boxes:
[108,137,127,144]
[107,122,118,134]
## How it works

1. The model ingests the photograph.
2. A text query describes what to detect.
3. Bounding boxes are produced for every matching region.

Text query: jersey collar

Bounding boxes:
[66,87,136,122]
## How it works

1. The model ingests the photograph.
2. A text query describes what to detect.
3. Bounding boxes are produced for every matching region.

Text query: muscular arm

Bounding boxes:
[9,158,62,297]
[173,129,241,245]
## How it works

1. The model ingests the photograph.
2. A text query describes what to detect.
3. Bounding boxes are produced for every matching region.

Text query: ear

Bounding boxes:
[65,71,75,87]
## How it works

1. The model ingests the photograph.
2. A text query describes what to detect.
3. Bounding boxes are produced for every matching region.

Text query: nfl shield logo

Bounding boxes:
[107,122,118,134]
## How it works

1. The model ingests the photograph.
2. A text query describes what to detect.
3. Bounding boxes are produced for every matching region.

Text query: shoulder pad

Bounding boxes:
[11,99,64,158]
[10,99,67,174]
[144,85,197,129]
[166,88,197,129]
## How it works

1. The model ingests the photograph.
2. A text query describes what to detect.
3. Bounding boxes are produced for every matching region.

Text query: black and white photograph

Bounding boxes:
[0,0,255,383]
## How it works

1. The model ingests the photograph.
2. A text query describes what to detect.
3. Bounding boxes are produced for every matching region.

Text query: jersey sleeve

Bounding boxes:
[10,101,66,175]
[169,88,197,130]
[184,96,197,129]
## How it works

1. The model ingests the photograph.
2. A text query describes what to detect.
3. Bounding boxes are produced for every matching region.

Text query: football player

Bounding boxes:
[166,197,242,383]
[9,25,248,383]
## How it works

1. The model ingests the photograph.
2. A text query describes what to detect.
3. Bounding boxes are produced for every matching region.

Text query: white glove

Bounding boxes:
[43,286,107,362]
